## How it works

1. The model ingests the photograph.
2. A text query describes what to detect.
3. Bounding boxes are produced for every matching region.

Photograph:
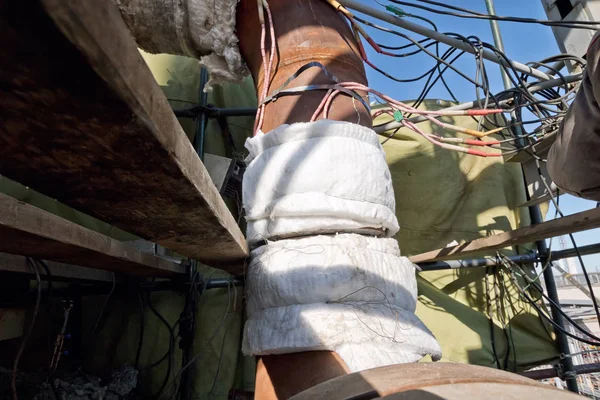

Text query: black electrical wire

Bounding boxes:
[406,15,465,114]
[502,251,600,344]
[356,5,584,155]
[379,35,435,51]
[135,293,146,370]
[410,48,463,115]
[360,19,483,123]
[33,259,55,378]
[168,279,234,400]
[510,271,600,347]
[146,293,178,400]
[376,46,464,143]
[474,38,578,146]
[527,277,600,344]
[375,11,464,107]
[12,259,43,400]
[388,0,600,29]
[531,152,600,330]
[490,267,512,370]
[363,8,579,125]
[354,15,485,88]
[489,43,565,118]
[91,272,116,335]
[497,268,518,371]
[485,266,502,369]
[523,292,600,347]
[380,127,401,144]
[513,266,600,345]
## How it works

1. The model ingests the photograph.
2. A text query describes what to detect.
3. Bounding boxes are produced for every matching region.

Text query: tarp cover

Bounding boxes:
[373,104,556,370]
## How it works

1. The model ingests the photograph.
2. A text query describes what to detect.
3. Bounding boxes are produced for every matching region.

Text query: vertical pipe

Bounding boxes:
[236,0,371,133]
[194,68,209,161]
[178,263,198,400]
[529,204,579,393]
[499,3,576,390]
[491,0,579,377]
[484,0,512,91]
[236,0,370,398]
[483,0,526,148]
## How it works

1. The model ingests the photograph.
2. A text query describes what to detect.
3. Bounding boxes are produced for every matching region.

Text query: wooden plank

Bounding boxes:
[410,208,600,264]
[0,194,183,276]
[0,0,248,271]
[0,253,116,282]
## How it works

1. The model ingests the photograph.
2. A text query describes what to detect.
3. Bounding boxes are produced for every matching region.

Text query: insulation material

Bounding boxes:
[245,234,417,315]
[115,0,248,88]
[245,303,442,372]
[243,234,442,372]
[374,100,557,370]
[243,121,400,245]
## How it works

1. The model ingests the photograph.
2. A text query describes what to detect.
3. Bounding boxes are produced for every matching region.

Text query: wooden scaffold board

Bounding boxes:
[0,0,248,272]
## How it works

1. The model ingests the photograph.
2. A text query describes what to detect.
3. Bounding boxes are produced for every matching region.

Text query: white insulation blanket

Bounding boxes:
[114,0,247,88]
[242,234,442,372]
[243,121,400,246]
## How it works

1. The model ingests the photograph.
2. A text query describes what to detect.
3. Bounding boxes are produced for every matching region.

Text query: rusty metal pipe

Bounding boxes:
[236,0,371,398]
[236,0,371,133]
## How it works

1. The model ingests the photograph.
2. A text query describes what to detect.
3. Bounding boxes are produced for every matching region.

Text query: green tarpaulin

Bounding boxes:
[373,104,556,370]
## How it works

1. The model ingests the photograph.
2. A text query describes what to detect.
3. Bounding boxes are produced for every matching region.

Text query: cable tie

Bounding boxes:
[260,84,370,112]
[393,110,404,122]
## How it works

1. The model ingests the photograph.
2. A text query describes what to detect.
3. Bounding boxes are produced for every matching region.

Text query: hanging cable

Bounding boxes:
[387,0,600,29]
[12,259,43,400]
[91,272,116,335]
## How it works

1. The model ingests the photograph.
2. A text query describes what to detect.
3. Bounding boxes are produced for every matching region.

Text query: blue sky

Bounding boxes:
[354,0,600,272]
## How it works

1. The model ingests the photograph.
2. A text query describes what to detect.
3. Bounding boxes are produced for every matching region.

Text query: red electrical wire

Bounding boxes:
[254,0,276,135]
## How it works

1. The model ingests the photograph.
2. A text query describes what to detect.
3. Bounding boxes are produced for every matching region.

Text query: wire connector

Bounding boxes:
[393,110,404,122]
[385,5,409,18]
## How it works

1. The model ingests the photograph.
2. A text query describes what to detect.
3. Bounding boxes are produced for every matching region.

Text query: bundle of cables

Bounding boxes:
[316,0,587,158]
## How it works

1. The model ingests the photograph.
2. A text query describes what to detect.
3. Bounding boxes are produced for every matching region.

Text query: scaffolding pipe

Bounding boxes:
[530,204,579,392]
[418,243,600,272]
[174,107,257,119]
[418,254,537,272]
[338,0,553,81]
[483,0,527,148]
[520,362,600,380]
[193,68,209,161]
[484,0,512,90]
[550,243,600,261]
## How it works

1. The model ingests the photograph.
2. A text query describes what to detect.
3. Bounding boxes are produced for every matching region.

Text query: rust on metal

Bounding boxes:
[236,0,371,133]
[255,351,351,400]
[291,363,582,400]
